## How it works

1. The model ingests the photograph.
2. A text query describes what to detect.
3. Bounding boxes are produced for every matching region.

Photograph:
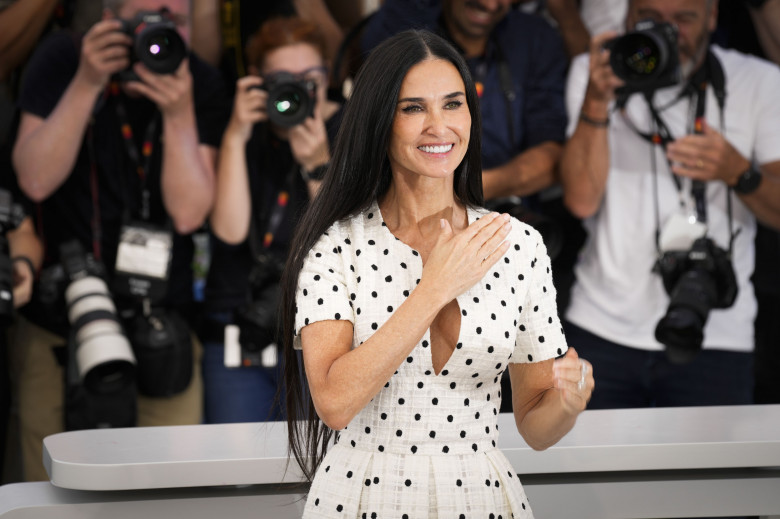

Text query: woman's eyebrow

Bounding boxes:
[397,91,465,104]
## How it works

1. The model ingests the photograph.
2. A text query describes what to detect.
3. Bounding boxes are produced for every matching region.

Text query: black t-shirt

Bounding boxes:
[204,109,342,314]
[17,31,230,313]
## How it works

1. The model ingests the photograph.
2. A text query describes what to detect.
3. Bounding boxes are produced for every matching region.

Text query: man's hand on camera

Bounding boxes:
[584,31,623,104]
[75,19,132,92]
[123,59,194,119]
[225,75,268,144]
[666,120,750,186]
[289,106,329,174]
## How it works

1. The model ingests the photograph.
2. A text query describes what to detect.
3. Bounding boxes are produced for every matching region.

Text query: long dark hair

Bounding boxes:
[280,29,483,482]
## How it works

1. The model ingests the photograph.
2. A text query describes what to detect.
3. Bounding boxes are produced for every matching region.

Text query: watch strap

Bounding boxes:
[300,162,328,182]
[732,167,763,195]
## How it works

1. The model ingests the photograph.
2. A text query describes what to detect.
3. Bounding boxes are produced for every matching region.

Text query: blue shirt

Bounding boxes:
[362,0,568,169]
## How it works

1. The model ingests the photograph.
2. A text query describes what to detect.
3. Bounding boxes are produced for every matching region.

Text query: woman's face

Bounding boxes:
[261,42,328,120]
[387,58,471,182]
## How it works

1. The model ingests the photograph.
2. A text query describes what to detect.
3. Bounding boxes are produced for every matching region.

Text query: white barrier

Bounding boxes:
[0,405,778,518]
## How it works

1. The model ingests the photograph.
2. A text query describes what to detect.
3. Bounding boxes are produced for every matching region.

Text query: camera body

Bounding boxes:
[118,9,186,80]
[654,237,738,363]
[0,189,25,322]
[233,254,285,366]
[260,72,317,128]
[608,20,682,94]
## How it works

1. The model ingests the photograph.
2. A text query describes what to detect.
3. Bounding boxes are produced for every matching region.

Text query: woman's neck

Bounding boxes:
[379,176,468,244]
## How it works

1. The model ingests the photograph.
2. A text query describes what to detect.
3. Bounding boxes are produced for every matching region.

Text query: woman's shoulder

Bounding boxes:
[467,205,543,248]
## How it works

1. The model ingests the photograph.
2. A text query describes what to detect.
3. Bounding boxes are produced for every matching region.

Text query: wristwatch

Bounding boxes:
[300,163,329,182]
[732,167,763,195]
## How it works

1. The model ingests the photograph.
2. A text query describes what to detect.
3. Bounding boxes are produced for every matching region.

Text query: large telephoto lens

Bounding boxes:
[66,277,136,394]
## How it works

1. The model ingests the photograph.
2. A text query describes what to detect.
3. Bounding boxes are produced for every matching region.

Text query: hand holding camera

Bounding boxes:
[75,19,132,92]
[226,75,269,144]
[585,31,624,105]
[288,99,329,175]
[122,57,193,118]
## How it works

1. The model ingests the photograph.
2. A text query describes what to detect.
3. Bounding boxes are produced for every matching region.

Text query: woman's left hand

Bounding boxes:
[289,105,330,174]
[552,347,594,415]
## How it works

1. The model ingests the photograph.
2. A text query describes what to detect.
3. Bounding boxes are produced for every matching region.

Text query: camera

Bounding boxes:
[654,237,738,364]
[60,240,136,395]
[233,254,285,366]
[119,9,186,79]
[607,20,682,94]
[0,189,25,322]
[260,72,317,128]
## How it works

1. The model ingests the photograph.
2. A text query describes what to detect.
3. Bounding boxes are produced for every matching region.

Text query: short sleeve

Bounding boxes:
[17,32,80,119]
[512,230,568,363]
[293,230,354,349]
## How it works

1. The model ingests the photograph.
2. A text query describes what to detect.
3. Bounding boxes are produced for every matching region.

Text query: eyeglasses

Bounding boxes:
[262,66,328,86]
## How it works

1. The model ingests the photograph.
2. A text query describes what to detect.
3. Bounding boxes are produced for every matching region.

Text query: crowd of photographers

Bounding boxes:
[0,0,778,485]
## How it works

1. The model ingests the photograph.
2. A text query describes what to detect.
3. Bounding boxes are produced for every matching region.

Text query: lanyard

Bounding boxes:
[248,161,296,260]
[623,50,735,255]
[110,81,159,221]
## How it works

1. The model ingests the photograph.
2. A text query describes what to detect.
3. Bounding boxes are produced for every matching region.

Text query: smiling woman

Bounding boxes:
[388,59,472,182]
[280,29,594,519]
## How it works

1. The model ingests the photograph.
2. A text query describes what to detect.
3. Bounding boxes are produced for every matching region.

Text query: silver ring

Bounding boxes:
[578,360,587,391]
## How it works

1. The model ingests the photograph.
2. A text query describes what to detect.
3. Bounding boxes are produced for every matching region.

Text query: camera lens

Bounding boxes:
[266,79,316,128]
[610,33,668,81]
[654,269,718,364]
[66,277,136,394]
[135,26,186,74]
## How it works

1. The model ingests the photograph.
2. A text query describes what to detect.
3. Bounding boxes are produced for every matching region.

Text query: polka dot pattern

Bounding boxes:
[295,201,564,518]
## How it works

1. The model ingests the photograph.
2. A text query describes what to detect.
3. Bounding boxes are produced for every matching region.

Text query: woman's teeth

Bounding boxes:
[418,144,453,153]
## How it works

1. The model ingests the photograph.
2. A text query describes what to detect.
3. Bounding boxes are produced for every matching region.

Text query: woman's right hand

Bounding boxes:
[225,75,268,143]
[421,212,512,306]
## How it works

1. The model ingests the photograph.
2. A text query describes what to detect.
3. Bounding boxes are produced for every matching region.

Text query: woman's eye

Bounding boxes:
[401,105,423,113]
[445,100,463,109]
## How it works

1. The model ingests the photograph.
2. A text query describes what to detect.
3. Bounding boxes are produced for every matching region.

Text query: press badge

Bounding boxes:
[114,222,173,302]
[659,212,707,252]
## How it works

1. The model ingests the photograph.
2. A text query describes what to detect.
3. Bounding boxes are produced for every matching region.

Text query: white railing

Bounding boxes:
[0,405,779,518]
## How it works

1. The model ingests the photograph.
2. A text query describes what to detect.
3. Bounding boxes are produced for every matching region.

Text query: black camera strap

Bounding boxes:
[247,161,297,261]
[625,49,736,256]
[111,81,159,222]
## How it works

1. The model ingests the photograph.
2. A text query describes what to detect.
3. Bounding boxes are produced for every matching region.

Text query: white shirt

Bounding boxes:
[564,45,780,352]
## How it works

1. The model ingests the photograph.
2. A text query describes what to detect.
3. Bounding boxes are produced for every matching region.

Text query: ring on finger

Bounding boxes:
[696,159,704,169]
[578,359,587,391]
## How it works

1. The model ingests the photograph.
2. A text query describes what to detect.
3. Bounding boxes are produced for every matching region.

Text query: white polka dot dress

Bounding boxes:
[294,201,567,518]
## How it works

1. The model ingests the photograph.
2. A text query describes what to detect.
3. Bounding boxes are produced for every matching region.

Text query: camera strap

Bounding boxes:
[111,81,159,222]
[625,49,736,256]
[247,161,296,262]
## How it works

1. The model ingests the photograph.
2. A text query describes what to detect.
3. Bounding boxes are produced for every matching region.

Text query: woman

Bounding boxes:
[281,30,594,517]
[201,16,341,423]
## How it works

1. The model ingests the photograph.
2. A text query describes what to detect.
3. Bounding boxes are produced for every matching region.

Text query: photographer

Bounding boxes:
[0,193,42,480]
[559,0,780,409]
[200,16,341,423]
[9,0,228,481]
